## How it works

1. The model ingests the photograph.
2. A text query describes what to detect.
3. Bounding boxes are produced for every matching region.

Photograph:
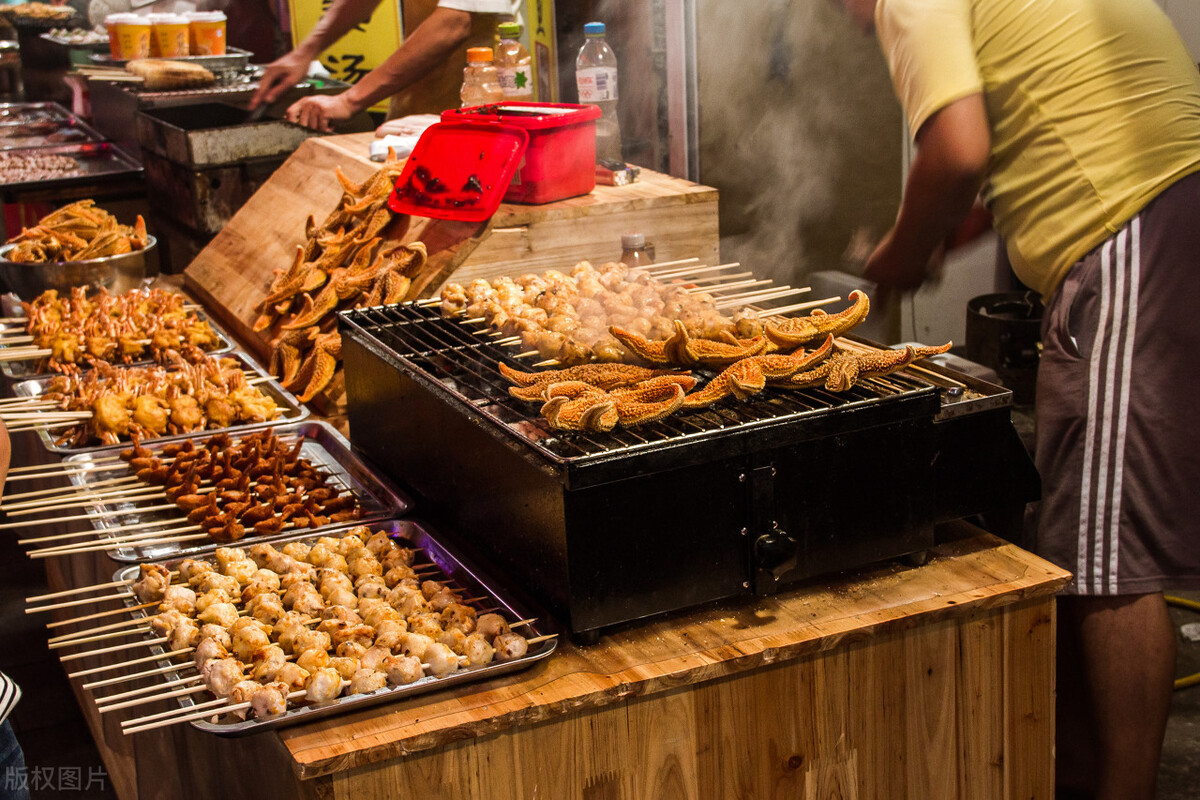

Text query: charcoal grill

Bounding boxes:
[341,303,1038,640]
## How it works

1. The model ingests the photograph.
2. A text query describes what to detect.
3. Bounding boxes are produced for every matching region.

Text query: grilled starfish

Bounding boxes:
[608,322,690,366]
[295,332,343,403]
[679,336,835,409]
[764,290,871,349]
[541,394,618,432]
[501,361,675,392]
[610,381,687,426]
[779,341,952,392]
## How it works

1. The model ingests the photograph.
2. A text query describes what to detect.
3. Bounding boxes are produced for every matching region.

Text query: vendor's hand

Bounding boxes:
[250,51,312,109]
[863,231,940,292]
[285,94,357,133]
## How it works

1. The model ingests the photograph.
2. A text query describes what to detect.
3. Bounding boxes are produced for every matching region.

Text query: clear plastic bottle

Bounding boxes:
[460,46,504,108]
[575,21,623,163]
[495,22,533,101]
[620,232,653,268]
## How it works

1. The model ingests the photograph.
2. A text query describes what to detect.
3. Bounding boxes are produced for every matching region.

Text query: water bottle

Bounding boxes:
[460,47,504,108]
[575,21,623,163]
[620,232,653,268]
[495,22,533,101]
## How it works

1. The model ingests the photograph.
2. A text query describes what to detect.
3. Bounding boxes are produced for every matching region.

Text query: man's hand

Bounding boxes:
[251,50,313,109]
[285,93,358,132]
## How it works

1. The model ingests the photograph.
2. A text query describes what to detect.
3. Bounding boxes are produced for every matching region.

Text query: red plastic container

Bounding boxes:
[440,102,602,204]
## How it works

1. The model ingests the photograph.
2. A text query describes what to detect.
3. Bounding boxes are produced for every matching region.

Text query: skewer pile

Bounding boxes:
[6,429,367,557]
[28,526,553,734]
[0,285,224,372]
[0,356,281,447]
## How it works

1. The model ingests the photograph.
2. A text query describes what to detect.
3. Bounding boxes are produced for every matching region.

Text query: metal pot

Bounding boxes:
[0,236,156,300]
[965,291,1043,405]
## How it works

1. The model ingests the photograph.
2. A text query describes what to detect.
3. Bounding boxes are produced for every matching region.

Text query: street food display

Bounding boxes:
[119,428,364,543]
[124,59,215,91]
[258,151,425,403]
[497,290,953,432]
[4,200,148,263]
[1,2,74,22]
[38,356,282,446]
[17,286,224,372]
[0,151,82,183]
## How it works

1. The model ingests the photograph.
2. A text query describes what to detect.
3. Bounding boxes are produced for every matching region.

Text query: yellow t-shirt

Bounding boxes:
[876,0,1200,296]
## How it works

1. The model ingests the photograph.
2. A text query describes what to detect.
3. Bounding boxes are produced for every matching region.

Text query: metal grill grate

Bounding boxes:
[340,303,940,463]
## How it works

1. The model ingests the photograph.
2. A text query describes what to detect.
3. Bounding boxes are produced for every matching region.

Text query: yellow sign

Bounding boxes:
[289,0,403,113]
[525,0,557,102]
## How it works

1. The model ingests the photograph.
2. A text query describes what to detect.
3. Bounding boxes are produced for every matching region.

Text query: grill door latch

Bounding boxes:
[746,464,797,592]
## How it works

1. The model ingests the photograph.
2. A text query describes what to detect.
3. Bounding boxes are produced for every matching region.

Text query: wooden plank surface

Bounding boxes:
[279,527,1069,779]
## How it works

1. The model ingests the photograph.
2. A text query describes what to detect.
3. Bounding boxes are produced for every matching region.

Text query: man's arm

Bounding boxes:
[864,92,991,290]
[286,7,474,132]
[251,0,385,108]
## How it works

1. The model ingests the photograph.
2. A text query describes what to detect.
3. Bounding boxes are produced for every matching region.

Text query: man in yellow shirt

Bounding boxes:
[835,1,1200,797]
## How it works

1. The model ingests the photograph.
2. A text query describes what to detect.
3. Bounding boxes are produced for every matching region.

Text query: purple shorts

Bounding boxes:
[1033,171,1200,595]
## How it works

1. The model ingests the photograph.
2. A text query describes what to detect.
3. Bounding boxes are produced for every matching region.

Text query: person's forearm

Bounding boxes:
[884,95,990,269]
[341,8,473,112]
[295,0,385,60]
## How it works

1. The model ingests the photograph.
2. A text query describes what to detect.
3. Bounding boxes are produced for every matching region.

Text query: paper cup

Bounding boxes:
[149,14,190,58]
[186,11,226,56]
[114,17,151,60]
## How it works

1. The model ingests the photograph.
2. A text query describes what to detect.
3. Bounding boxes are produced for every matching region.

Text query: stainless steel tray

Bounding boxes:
[0,141,142,192]
[11,350,309,455]
[60,420,410,562]
[89,47,253,74]
[0,301,236,380]
[110,518,556,736]
[0,112,106,151]
[0,102,74,128]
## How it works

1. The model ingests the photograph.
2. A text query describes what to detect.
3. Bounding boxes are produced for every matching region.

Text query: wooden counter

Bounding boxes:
[42,514,1067,800]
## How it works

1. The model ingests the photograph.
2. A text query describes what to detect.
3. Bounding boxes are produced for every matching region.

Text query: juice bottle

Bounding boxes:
[495,22,533,101]
[460,47,504,108]
[620,232,653,268]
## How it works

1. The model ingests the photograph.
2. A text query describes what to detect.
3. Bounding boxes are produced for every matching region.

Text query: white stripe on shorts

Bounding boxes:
[1077,217,1141,594]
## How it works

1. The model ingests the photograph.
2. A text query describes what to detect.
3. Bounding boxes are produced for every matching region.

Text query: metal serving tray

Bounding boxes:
[0,142,142,192]
[111,518,556,736]
[60,420,410,562]
[0,102,73,128]
[0,113,106,151]
[0,302,236,380]
[11,350,309,455]
[90,47,253,75]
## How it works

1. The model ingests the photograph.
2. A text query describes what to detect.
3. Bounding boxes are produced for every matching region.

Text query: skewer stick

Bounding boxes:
[97,675,202,706]
[59,636,169,662]
[5,454,122,474]
[0,349,52,361]
[46,601,159,629]
[0,501,177,530]
[716,288,812,310]
[493,337,521,346]
[123,689,311,734]
[49,614,155,643]
[7,485,170,515]
[49,626,151,649]
[683,271,754,285]
[644,257,701,272]
[101,684,208,714]
[120,695,227,726]
[655,261,742,280]
[27,573,161,603]
[5,462,113,483]
[903,363,967,388]
[83,661,188,691]
[415,298,440,307]
[514,351,539,359]
[25,590,134,613]
[524,633,557,645]
[714,284,810,303]
[509,618,536,628]
[0,335,34,343]
[30,532,211,558]
[67,647,193,678]
[0,474,138,504]
[21,517,200,545]
[762,296,842,316]
[533,359,560,368]
[688,278,772,295]
[459,316,486,324]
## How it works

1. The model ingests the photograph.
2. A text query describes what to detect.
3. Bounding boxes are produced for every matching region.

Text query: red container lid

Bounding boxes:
[387,120,529,223]
[441,102,602,129]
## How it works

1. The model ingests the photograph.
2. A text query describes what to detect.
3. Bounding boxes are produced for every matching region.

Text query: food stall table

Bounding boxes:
[41,509,1067,800]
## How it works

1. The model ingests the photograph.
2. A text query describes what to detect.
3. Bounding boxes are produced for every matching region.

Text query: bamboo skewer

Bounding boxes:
[5,454,122,475]
[123,689,311,734]
[25,590,135,614]
[83,661,188,691]
[715,284,811,304]
[0,474,138,504]
[0,501,177,530]
[688,278,772,295]
[761,296,842,316]
[120,695,227,727]
[49,614,154,643]
[27,574,157,603]
[716,288,812,310]
[21,517,200,545]
[29,530,210,559]
[102,684,209,714]
[4,462,111,483]
[59,636,169,662]
[682,271,754,285]
[643,257,701,272]
[49,626,151,649]
[67,647,193,678]
[653,261,741,280]
[525,633,557,645]
[97,675,202,706]
[6,485,173,516]
[47,601,159,629]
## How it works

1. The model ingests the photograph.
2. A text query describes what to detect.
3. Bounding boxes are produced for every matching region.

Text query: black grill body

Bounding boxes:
[341,304,1036,638]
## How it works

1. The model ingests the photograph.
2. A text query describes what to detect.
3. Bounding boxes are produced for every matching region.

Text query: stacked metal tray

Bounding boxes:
[0,141,141,191]
[58,420,410,562]
[108,519,556,736]
[89,47,253,78]
[11,350,309,454]
[0,114,105,151]
[0,303,236,380]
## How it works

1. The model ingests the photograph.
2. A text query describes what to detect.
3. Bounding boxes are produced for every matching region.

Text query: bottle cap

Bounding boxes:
[498,22,521,38]
[584,22,606,36]
[621,232,645,250]
[466,47,494,64]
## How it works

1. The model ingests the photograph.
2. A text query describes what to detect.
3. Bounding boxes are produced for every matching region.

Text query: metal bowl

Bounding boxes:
[0,236,155,301]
